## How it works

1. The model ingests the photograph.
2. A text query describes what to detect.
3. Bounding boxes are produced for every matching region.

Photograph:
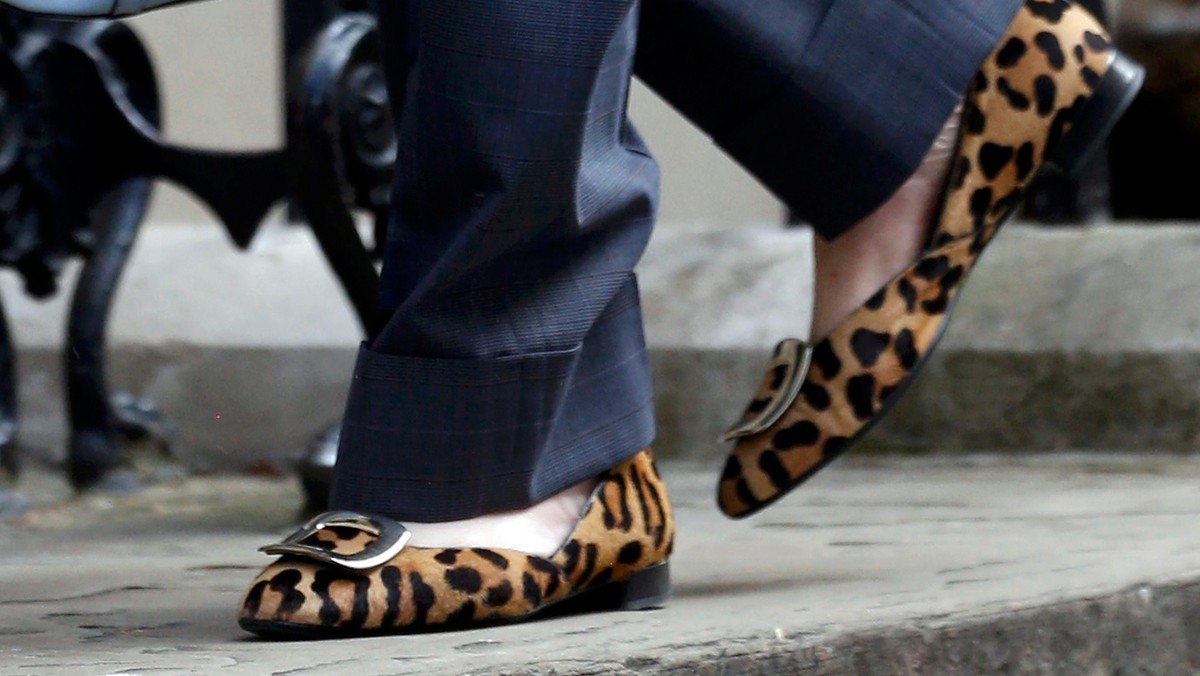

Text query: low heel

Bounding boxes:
[1046,50,1145,178]
[549,562,672,617]
[612,561,672,610]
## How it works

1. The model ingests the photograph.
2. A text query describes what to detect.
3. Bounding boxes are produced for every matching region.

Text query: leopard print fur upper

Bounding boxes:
[239,449,673,634]
[719,0,1116,518]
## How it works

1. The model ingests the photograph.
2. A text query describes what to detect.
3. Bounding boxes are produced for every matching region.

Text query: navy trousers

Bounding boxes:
[330,0,1023,522]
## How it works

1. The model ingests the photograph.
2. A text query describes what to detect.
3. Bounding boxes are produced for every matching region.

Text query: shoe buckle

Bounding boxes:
[259,510,412,570]
[721,338,813,442]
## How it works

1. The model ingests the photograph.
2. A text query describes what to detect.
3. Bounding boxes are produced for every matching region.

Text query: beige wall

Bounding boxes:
[128,1,782,227]
[629,81,784,225]
[127,1,284,225]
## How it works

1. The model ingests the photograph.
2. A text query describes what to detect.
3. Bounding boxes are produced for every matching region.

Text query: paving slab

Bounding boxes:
[3,454,1200,675]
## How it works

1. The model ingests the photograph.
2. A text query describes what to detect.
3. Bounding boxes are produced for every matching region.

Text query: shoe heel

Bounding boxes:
[611,561,672,610]
[552,561,672,616]
[1045,50,1145,178]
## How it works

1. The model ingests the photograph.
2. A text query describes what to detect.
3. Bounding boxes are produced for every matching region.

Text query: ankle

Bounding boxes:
[405,479,597,557]
[809,105,962,340]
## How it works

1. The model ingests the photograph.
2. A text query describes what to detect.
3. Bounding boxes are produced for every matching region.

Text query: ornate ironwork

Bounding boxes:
[0,4,390,510]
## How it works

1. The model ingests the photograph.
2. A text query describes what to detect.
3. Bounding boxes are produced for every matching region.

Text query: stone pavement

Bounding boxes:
[3,454,1200,675]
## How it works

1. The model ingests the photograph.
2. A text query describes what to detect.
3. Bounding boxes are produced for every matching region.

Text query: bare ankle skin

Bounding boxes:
[810,106,962,340]
[404,478,598,557]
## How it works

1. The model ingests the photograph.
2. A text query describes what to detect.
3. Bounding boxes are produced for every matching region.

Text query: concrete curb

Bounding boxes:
[509,580,1200,675]
[608,580,1200,675]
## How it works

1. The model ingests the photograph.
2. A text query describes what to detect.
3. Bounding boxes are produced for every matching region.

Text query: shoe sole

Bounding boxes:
[1045,52,1146,179]
[238,561,671,640]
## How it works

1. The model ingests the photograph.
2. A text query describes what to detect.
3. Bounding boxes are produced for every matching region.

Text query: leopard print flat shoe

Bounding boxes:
[238,449,673,637]
[718,0,1145,518]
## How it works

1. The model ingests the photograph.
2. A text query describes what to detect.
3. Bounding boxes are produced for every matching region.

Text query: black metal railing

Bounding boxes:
[0,0,389,512]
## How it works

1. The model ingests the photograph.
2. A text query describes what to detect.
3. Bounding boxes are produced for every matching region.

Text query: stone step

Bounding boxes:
[649,222,1200,461]
[865,222,1200,455]
[6,221,1200,474]
[3,454,1199,674]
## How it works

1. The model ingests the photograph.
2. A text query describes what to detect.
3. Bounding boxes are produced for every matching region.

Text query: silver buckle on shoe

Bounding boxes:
[259,511,412,571]
[721,338,813,442]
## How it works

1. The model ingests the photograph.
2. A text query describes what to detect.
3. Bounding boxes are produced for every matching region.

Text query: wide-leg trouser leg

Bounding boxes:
[330,1,659,522]
[634,0,1024,239]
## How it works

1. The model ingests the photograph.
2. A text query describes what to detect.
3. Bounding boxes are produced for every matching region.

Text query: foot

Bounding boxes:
[720,0,1136,520]
[239,450,673,637]
[404,479,597,557]
[809,106,962,340]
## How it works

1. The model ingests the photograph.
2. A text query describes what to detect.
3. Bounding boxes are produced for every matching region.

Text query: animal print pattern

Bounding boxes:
[239,449,673,635]
[718,0,1118,518]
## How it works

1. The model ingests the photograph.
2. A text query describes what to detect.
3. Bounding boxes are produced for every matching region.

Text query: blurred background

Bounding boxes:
[127,1,785,228]
[1,0,1199,501]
